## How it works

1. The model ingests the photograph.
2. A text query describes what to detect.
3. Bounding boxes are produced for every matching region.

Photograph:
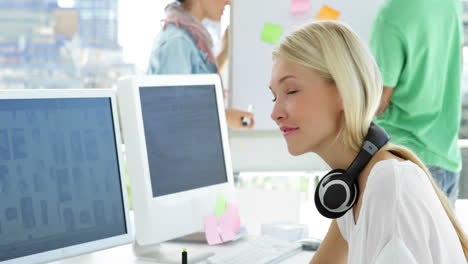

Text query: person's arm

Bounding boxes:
[217,27,229,72]
[225,108,254,129]
[376,86,394,116]
[309,220,348,264]
[369,18,405,113]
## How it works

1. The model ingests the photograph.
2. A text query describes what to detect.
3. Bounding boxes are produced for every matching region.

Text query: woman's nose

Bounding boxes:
[270,101,286,123]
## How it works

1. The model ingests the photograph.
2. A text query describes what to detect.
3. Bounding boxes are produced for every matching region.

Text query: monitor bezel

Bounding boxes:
[0,89,133,264]
[134,75,234,201]
[118,74,236,244]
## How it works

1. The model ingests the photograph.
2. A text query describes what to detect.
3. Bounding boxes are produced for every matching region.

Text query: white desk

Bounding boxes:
[51,200,468,264]
[50,205,315,264]
[52,237,315,264]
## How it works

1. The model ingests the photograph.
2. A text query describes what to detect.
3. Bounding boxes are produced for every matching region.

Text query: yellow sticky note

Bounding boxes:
[261,23,283,44]
[215,195,227,216]
[316,5,340,21]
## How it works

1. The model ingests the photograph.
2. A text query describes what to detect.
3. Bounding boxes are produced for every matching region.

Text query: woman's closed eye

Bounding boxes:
[272,90,298,102]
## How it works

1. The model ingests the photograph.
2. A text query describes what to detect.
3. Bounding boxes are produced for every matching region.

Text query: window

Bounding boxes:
[118,0,230,74]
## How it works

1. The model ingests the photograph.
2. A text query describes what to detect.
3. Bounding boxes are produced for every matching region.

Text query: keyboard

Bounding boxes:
[206,236,302,264]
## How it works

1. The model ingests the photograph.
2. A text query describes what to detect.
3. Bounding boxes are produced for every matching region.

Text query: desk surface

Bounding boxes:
[49,200,315,264]
[52,237,315,264]
[48,200,468,264]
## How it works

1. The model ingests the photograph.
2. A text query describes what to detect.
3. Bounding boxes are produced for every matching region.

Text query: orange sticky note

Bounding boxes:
[316,5,340,21]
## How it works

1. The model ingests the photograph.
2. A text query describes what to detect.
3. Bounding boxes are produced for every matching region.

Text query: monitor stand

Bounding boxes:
[132,240,214,264]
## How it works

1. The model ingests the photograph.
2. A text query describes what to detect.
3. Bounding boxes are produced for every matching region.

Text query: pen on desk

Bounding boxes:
[242,104,254,127]
[182,248,187,264]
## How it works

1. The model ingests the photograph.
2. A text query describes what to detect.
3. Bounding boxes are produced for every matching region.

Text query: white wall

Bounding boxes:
[229,131,330,172]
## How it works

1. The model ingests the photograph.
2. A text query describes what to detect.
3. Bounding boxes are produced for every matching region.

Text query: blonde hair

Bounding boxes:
[273,20,468,260]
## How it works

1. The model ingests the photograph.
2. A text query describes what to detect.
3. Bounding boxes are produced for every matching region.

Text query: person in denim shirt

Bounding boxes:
[148,0,254,129]
[147,23,218,74]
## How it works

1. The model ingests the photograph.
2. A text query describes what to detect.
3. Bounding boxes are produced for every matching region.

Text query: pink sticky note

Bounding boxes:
[219,214,235,242]
[225,203,241,232]
[290,0,310,14]
[204,215,222,245]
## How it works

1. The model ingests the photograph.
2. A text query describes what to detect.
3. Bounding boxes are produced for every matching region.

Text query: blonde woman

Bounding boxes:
[269,21,468,263]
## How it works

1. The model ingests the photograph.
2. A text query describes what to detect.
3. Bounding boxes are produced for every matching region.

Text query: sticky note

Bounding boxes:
[316,5,340,21]
[290,0,310,14]
[215,195,226,216]
[204,215,222,245]
[261,23,283,44]
[225,203,241,232]
[219,213,235,242]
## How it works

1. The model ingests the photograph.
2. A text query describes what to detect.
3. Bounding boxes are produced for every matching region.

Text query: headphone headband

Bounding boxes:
[344,122,390,182]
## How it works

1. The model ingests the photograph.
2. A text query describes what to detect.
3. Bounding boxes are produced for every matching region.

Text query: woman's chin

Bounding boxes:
[209,15,222,22]
[287,146,306,156]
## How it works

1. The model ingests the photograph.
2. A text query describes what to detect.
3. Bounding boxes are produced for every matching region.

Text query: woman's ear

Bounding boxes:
[332,82,344,111]
[339,95,344,111]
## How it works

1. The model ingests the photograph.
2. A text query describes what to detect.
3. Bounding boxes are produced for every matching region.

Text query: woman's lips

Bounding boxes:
[280,126,299,136]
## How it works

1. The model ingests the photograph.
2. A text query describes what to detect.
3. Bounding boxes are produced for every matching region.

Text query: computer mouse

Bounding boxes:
[296,237,322,251]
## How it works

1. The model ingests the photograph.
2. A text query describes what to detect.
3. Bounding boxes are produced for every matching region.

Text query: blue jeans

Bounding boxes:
[427,165,460,206]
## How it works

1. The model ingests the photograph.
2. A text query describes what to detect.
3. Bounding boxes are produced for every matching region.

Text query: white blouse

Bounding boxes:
[336,159,466,264]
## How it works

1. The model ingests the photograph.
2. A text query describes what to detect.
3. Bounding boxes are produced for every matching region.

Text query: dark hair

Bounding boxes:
[177,0,186,3]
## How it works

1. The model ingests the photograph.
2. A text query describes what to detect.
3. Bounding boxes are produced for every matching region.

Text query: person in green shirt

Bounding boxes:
[370,0,464,205]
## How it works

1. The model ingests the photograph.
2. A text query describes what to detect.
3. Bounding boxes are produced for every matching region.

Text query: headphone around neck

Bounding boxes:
[314,122,390,219]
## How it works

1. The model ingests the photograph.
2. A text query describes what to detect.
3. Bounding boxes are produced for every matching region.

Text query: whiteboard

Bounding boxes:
[230,0,386,130]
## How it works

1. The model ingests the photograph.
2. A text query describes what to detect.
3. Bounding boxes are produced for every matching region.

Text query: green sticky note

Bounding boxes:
[261,23,283,44]
[215,195,227,216]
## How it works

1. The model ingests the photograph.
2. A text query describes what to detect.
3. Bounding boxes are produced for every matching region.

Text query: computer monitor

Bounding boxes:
[117,74,236,246]
[0,89,132,264]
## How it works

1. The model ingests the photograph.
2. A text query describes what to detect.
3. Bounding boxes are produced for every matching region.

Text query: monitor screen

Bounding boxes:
[139,85,228,198]
[0,98,127,262]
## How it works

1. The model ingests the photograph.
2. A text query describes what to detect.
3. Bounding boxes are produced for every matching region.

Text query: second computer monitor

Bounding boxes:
[117,74,236,245]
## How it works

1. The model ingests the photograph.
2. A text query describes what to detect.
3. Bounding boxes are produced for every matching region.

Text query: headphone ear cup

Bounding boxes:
[314,169,359,219]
